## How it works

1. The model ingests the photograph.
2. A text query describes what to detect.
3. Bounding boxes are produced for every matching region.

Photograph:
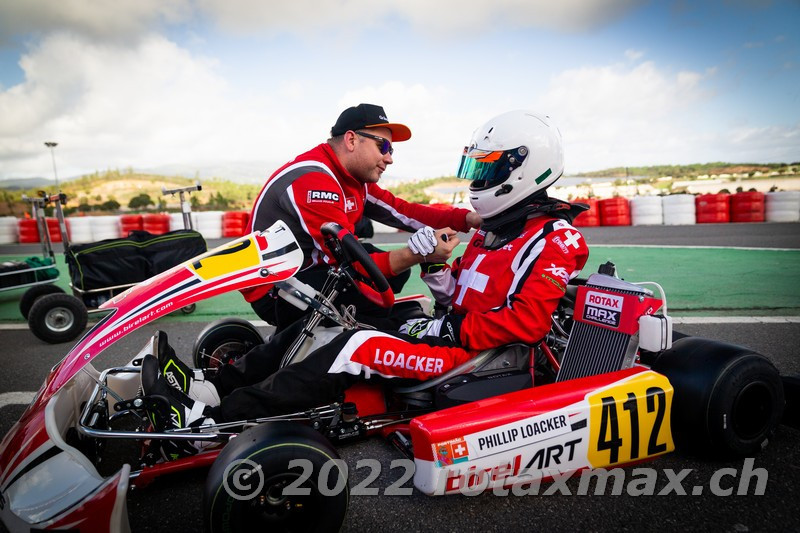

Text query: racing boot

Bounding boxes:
[140,354,217,460]
[155,330,220,406]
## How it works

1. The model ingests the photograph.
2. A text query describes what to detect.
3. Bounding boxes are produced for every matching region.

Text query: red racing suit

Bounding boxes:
[241,143,472,303]
[209,213,589,422]
[421,215,590,351]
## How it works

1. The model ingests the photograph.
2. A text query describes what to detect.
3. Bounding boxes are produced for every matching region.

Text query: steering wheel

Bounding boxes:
[320,222,394,309]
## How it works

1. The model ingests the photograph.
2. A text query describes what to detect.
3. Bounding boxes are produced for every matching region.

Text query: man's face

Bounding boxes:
[349,127,394,184]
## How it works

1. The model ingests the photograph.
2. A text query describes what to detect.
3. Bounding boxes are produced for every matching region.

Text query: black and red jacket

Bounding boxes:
[242,143,472,302]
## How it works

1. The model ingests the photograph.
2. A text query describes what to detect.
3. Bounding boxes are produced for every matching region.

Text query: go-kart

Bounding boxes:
[0,220,791,532]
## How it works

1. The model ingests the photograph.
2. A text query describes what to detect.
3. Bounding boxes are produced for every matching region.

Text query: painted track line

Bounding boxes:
[0,391,35,408]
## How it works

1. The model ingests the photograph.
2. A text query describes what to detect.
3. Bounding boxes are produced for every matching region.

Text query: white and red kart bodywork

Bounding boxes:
[0,219,729,532]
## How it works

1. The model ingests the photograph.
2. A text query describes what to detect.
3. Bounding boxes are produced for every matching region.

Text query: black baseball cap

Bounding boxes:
[330,103,411,142]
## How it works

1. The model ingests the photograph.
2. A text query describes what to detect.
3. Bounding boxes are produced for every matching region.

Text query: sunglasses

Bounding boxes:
[356,131,394,155]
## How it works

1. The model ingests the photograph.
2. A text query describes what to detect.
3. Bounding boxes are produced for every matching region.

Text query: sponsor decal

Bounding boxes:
[373,348,444,374]
[523,437,582,470]
[544,263,570,285]
[434,437,470,467]
[307,190,341,204]
[552,236,570,254]
[542,274,566,290]
[583,290,623,328]
[445,454,522,491]
[345,196,357,212]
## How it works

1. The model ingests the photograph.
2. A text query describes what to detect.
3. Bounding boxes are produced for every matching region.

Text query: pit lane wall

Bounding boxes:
[1,191,799,245]
[410,366,674,496]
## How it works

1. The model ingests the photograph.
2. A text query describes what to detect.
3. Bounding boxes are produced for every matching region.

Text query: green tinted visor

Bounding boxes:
[456,146,528,186]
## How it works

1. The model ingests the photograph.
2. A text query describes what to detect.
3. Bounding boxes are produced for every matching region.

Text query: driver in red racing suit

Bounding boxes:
[142,110,589,457]
[243,103,481,330]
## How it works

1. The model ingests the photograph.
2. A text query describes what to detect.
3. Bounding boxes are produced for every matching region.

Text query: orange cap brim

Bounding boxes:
[365,122,412,142]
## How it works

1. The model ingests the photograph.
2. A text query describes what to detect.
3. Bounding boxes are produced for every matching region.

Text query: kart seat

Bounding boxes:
[391,344,531,395]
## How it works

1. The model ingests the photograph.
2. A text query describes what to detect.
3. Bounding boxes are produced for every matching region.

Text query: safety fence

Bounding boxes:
[1,191,799,244]
[3,210,251,245]
[571,191,800,227]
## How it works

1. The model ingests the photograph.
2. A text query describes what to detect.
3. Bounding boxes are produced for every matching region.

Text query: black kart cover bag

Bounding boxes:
[66,229,207,291]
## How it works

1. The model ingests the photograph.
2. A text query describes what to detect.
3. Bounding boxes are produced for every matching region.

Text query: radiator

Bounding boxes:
[556,273,662,382]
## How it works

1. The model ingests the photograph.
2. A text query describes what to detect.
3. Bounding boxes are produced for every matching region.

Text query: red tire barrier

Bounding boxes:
[730,191,765,223]
[142,214,170,235]
[572,198,600,227]
[222,211,250,237]
[46,218,63,243]
[695,193,730,224]
[18,219,39,243]
[599,197,631,226]
[120,214,144,235]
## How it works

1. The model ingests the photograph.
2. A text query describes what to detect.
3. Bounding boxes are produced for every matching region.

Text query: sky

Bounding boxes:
[0,0,798,184]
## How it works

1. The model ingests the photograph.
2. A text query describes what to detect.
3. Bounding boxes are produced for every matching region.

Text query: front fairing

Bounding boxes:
[0,221,302,530]
[45,221,302,401]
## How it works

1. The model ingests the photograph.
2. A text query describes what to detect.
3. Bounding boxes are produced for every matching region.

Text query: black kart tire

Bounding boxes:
[781,375,800,429]
[19,284,64,319]
[204,422,349,533]
[27,293,88,344]
[192,317,264,373]
[652,336,784,457]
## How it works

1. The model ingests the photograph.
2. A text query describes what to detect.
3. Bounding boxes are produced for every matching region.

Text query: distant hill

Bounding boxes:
[573,162,799,179]
[0,177,54,190]
[0,169,261,217]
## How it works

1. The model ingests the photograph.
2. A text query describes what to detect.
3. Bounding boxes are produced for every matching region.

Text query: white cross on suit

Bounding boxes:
[455,253,489,306]
[564,230,581,249]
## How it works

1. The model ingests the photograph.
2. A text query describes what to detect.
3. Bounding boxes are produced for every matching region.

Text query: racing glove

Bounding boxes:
[408,226,438,256]
[399,313,464,344]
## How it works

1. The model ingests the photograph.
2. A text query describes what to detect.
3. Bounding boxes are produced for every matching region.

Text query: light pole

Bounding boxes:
[44,141,59,190]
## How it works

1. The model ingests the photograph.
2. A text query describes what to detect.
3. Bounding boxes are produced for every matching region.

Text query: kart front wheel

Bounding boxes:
[27,293,88,344]
[652,336,784,457]
[192,318,264,375]
[204,421,348,533]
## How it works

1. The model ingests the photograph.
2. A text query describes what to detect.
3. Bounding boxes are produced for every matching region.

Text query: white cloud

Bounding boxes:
[538,60,719,171]
[625,49,645,61]
[0,0,190,44]
[0,0,646,43]
[0,33,289,178]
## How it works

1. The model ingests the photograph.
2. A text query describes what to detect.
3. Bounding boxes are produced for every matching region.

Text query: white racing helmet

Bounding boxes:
[457,110,564,219]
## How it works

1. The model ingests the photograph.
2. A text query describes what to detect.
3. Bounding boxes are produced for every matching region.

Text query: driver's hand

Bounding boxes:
[424,228,459,263]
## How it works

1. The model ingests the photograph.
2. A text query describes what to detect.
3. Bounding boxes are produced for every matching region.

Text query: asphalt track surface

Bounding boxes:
[1,223,799,532]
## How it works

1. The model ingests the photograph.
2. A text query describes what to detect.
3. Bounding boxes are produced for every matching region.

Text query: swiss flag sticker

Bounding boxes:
[451,437,469,460]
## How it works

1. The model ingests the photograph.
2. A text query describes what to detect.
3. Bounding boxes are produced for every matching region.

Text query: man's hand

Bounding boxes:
[408,226,437,255]
[399,314,463,344]
[466,211,482,229]
[425,228,459,263]
[389,228,459,273]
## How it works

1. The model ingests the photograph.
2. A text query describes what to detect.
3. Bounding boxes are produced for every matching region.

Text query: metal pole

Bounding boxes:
[44,141,59,190]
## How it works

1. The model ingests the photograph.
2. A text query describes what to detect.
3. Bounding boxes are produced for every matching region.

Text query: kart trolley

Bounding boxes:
[2,193,62,314]
[25,186,207,344]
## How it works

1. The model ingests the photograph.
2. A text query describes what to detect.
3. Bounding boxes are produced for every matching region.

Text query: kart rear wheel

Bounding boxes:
[652,336,784,457]
[193,318,264,375]
[19,284,64,319]
[27,292,88,344]
[204,421,348,533]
